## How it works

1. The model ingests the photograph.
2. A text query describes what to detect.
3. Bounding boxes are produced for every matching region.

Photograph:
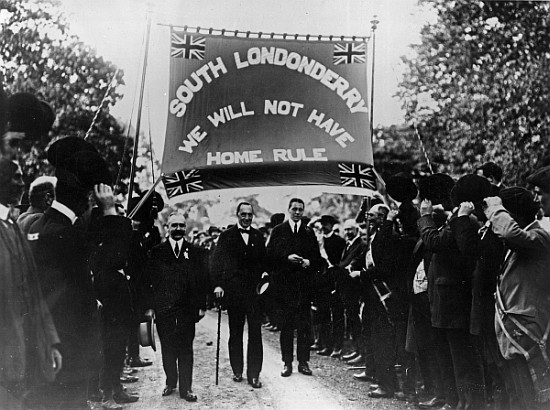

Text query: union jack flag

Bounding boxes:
[162,170,203,198]
[171,30,206,60]
[338,163,376,190]
[333,42,366,65]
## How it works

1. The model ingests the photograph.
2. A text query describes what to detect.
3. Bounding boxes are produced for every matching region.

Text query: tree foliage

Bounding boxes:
[398,0,550,184]
[0,0,132,189]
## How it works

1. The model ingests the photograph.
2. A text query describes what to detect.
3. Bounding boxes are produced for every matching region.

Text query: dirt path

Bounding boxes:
[123,310,410,410]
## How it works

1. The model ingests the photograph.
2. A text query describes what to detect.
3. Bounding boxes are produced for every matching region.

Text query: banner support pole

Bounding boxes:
[127,5,153,209]
[127,174,164,220]
[369,16,379,140]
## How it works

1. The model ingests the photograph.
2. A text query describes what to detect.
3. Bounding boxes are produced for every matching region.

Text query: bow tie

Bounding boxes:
[239,228,250,234]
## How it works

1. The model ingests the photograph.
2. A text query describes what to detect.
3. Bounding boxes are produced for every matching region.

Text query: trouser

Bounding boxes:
[99,318,131,397]
[227,303,263,379]
[504,356,549,410]
[156,311,195,394]
[127,319,140,359]
[433,327,486,409]
[343,296,361,350]
[317,291,344,350]
[358,301,376,376]
[410,293,445,399]
[280,303,312,364]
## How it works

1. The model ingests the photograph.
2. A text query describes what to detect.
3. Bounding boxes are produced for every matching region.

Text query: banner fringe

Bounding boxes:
[158,23,370,43]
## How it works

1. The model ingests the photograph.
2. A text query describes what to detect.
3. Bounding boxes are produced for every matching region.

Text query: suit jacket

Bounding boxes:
[28,208,129,383]
[210,225,267,307]
[144,240,208,318]
[418,213,477,329]
[487,205,550,360]
[266,221,322,306]
[334,236,366,300]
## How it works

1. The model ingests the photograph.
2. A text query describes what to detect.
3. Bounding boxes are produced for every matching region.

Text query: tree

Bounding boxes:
[398,0,550,185]
[0,0,132,189]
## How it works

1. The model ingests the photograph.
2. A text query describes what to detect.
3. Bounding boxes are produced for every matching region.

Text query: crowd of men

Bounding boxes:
[2,80,550,410]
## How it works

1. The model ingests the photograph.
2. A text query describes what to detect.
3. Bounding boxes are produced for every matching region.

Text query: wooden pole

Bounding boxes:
[127,6,153,208]
[369,16,379,140]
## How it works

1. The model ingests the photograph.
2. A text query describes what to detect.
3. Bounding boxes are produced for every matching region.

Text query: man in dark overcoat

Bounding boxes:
[28,137,134,409]
[212,202,268,388]
[267,198,322,377]
[143,212,208,401]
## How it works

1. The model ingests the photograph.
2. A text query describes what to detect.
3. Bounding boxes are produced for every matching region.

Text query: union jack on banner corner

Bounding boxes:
[333,42,366,65]
[338,163,376,190]
[171,29,206,60]
[162,170,204,198]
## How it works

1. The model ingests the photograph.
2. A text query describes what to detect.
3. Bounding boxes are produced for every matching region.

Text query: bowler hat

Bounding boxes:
[526,165,550,192]
[128,191,165,222]
[418,173,455,205]
[499,187,539,221]
[47,137,111,189]
[7,93,55,139]
[386,172,418,203]
[139,316,156,351]
[450,174,492,207]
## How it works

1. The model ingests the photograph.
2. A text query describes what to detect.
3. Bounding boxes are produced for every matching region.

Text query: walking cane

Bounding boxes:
[215,301,222,385]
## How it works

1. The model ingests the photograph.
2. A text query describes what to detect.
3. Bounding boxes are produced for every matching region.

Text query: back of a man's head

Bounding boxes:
[28,176,56,210]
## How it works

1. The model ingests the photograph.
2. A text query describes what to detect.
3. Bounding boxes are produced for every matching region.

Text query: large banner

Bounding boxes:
[161,28,374,198]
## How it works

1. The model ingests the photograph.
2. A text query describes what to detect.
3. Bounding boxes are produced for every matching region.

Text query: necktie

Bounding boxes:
[238,228,249,235]
[294,224,298,234]
[174,242,180,257]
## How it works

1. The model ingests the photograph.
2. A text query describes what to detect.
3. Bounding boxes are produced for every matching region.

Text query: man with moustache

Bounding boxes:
[267,198,322,377]
[143,213,208,401]
[212,202,268,388]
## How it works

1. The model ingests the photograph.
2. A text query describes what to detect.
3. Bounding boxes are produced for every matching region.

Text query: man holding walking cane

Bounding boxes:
[212,202,269,388]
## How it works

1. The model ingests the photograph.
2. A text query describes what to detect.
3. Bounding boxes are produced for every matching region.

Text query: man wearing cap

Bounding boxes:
[484,184,550,409]
[212,202,268,388]
[477,161,505,193]
[267,198,323,378]
[527,164,550,218]
[27,137,135,409]
[142,212,208,401]
[0,157,62,409]
[335,219,367,362]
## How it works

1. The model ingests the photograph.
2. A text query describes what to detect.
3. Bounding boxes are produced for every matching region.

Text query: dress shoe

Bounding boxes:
[437,405,455,410]
[369,384,379,391]
[342,351,359,361]
[316,347,332,356]
[330,349,342,359]
[298,362,312,376]
[418,397,446,408]
[268,326,279,332]
[248,377,262,388]
[395,391,416,402]
[281,363,292,377]
[368,387,393,398]
[233,373,243,382]
[128,356,152,367]
[122,366,138,374]
[161,386,175,396]
[180,391,197,402]
[310,343,321,351]
[353,371,375,382]
[119,374,139,383]
[346,355,364,365]
[113,390,138,404]
[101,399,122,410]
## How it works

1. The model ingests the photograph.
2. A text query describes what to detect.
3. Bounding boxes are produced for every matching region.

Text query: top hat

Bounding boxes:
[7,93,55,140]
[386,172,418,203]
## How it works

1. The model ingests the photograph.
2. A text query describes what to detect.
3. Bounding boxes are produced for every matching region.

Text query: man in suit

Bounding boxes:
[212,202,268,388]
[267,198,322,377]
[143,212,208,402]
[336,219,367,362]
[28,137,135,409]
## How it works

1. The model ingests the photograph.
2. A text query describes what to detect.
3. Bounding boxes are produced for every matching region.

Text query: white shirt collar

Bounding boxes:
[289,220,301,231]
[51,200,77,225]
[168,237,183,249]
[237,223,250,231]
[0,203,10,222]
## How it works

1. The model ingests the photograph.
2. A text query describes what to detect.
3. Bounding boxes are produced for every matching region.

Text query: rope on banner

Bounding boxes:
[157,23,370,42]
[412,121,434,174]
[84,68,119,141]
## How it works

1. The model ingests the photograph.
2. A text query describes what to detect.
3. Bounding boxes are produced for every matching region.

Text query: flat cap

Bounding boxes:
[526,165,550,192]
